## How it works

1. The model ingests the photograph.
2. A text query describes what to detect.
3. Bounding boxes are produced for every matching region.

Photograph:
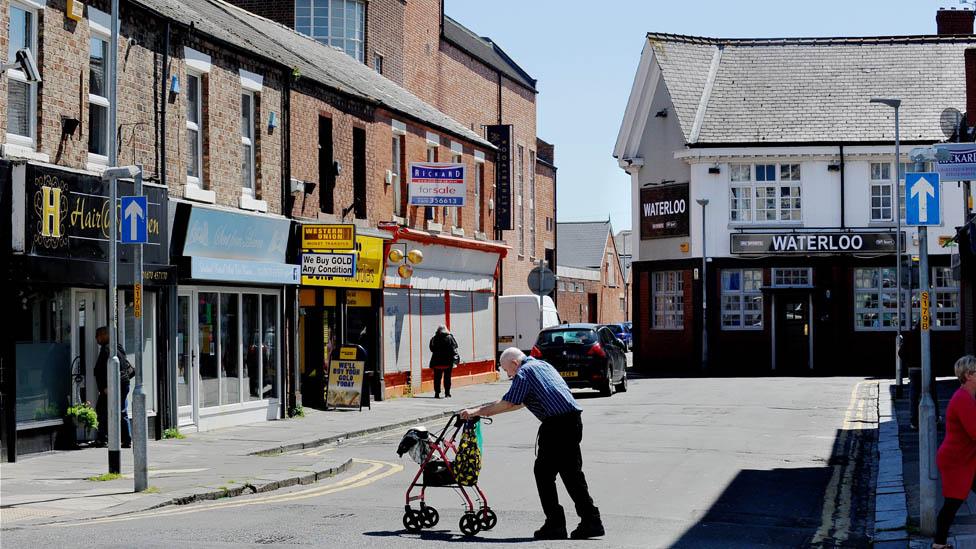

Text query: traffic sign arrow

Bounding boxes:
[910,175,936,223]
[124,199,145,242]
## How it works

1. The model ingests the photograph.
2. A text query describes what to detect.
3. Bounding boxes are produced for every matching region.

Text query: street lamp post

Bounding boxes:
[697,198,709,372]
[870,98,904,398]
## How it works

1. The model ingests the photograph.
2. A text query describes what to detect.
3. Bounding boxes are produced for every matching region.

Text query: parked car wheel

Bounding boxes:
[600,368,614,397]
[616,372,628,393]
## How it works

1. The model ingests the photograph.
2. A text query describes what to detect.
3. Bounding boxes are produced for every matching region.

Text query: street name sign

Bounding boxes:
[120,196,148,244]
[934,143,976,182]
[905,172,941,226]
[408,162,466,206]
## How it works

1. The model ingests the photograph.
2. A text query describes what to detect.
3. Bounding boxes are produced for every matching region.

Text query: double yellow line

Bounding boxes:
[54,458,403,527]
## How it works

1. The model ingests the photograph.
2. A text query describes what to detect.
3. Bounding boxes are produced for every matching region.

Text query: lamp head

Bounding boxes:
[869,97,901,109]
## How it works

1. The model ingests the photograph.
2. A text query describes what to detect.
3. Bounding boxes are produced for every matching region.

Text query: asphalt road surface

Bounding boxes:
[1,374,876,548]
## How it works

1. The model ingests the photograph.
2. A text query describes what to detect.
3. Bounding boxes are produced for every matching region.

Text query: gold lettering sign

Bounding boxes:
[302,224,356,250]
[41,186,63,237]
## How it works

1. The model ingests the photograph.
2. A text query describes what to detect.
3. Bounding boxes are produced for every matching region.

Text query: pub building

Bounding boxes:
[297,223,390,409]
[168,202,298,431]
[2,161,175,459]
[614,31,975,376]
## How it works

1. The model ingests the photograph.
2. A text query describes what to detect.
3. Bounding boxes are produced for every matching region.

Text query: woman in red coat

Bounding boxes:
[934,355,976,548]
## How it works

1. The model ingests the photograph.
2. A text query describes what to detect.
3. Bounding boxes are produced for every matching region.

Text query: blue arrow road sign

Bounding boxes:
[121,196,148,244]
[905,172,941,226]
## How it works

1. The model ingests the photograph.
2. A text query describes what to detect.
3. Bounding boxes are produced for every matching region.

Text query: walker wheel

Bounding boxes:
[402,509,424,532]
[478,507,498,530]
[459,512,482,537]
[421,505,439,528]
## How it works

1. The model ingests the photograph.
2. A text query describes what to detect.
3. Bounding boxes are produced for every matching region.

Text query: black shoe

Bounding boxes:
[93,440,107,448]
[570,518,605,539]
[434,394,440,399]
[533,522,567,540]
[445,393,452,398]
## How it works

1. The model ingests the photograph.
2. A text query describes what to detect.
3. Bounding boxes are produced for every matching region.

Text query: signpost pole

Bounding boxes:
[538,258,544,333]
[894,107,904,399]
[696,198,709,372]
[131,165,148,492]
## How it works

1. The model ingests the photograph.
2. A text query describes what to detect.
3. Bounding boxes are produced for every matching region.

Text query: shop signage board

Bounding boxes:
[301,224,356,250]
[730,231,901,255]
[301,253,356,278]
[905,172,941,226]
[326,345,366,410]
[302,235,384,289]
[181,206,290,263]
[640,183,690,239]
[20,163,169,266]
[934,143,976,182]
[408,162,466,206]
[347,290,372,307]
[486,124,512,230]
[191,257,300,284]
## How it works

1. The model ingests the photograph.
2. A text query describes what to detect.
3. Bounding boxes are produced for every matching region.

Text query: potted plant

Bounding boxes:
[65,402,99,447]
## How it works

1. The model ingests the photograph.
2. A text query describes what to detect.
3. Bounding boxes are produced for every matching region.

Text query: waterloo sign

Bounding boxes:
[731,231,901,255]
[640,183,689,239]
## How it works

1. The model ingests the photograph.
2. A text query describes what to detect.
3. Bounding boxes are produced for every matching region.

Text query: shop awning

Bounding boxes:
[382,227,508,292]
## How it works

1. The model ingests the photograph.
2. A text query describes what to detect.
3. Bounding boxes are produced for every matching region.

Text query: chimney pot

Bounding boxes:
[938,8,975,35]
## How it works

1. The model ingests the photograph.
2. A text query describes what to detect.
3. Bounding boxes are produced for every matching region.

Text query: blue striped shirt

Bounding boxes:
[502,357,582,421]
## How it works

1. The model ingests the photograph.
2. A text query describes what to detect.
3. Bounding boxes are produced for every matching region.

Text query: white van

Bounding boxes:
[497,295,560,353]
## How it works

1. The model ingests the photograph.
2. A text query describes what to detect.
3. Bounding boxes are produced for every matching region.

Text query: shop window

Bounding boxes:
[243,294,261,401]
[721,269,763,330]
[652,271,683,329]
[122,290,157,414]
[262,294,279,400]
[14,290,70,425]
[220,294,241,404]
[854,267,913,331]
[772,268,812,288]
[728,163,802,224]
[7,2,38,147]
[198,292,219,408]
[933,267,960,330]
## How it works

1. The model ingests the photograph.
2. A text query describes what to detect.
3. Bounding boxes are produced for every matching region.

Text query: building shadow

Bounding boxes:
[668,425,875,548]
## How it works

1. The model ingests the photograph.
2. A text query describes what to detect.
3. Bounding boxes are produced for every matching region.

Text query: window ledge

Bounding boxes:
[728,221,803,230]
[392,215,406,225]
[451,227,465,237]
[240,194,269,213]
[86,155,109,174]
[426,221,443,233]
[2,142,49,163]
[474,231,488,241]
[184,184,216,204]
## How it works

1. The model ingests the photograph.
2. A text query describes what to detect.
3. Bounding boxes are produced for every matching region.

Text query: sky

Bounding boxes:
[444,0,957,232]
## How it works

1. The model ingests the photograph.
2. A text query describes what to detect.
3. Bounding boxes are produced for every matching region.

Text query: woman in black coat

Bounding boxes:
[429,325,459,398]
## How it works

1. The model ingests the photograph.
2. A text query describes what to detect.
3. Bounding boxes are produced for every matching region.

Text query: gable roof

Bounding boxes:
[442,15,537,92]
[132,0,492,148]
[557,221,614,270]
[643,33,976,145]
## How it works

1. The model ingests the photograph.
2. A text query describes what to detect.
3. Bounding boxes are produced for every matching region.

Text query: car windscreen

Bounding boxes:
[605,325,623,334]
[538,329,597,346]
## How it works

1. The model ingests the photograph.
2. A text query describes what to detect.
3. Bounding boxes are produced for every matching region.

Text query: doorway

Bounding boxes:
[71,289,106,406]
[775,295,811,372]
[176,292,197,427]
[587,293,598,323]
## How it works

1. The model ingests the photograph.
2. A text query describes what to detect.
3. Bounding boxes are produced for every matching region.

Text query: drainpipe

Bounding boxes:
[282,68,300,416]
[159,20,178,432]
[839,144,846,229]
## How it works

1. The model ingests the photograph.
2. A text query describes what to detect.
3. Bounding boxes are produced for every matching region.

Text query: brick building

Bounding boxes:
[555,221,626,325]
[223,0,558,295]
[1,0,506,459]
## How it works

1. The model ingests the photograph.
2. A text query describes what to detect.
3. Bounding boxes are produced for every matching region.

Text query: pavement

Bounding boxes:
[877,378,976,548]
[0,381,501,526]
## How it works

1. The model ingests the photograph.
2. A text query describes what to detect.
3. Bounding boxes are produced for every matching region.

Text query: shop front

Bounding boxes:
[298,224,388,409]
[170,202,297,432]
[380,227,506,397]
[2,161,173,460]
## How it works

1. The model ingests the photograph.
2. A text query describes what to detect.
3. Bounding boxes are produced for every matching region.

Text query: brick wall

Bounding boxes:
[555,232,626,325]
[223,0,295,28]
[366,0,406,84]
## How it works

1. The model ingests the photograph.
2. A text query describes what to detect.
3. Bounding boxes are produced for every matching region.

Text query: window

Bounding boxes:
[869,162,894,222]
[392,133,403,217]
[88,36,110,159]
[607,254,616,286]
[517,145,525,255]
[241,92,256,196]
[529,150,537,257]
[186,73,204,185]
[772,268,812,288]
[728,163,802,224]
[7,3,38,146]
[295,0,365,62]
[373,53,383,74]
[620,296,626,312]
[933,267,960,329]
[721,269,763,329]
[558,281,566,292]
[652,271,684,329]
[474,159,484,232]
[854,267,906,330]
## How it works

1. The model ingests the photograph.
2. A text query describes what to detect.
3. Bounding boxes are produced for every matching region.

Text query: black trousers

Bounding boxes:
[534,411,599,524]
[96,385,131,445]
[935,476,976,544]
[433,367,452,395]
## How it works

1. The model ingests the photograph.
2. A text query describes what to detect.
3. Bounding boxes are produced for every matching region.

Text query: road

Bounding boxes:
[1,374,876,548]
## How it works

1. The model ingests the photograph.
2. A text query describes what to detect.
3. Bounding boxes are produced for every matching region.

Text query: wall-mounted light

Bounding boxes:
[268,111,278,130]
[170,74,180,95]
[827,164,841,172]
[707,165,721,174]
[61,116,80,137]
[655,109,668,118]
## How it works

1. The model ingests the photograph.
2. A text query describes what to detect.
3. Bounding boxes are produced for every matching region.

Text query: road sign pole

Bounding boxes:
[919,221,937,536]
[106,0,121,477]
[894,107,903,398]
[131,165,148,492]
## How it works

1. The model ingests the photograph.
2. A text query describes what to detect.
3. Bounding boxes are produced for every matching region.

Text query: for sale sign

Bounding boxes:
[301,253,356,278]
[408,162,466,206]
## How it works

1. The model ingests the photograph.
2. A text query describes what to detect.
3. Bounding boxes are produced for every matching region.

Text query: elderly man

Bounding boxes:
[461,347,604,540]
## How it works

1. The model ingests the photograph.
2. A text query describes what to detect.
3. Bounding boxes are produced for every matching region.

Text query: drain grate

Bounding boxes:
[254,534,297,544]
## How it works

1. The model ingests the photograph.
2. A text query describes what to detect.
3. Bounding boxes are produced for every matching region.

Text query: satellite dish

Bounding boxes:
[941,107,963,139]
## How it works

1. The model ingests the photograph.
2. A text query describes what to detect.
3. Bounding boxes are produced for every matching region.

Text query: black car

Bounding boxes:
[531,323,628,396]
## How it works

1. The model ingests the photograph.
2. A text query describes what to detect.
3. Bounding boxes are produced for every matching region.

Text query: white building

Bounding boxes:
[614,13,976,374]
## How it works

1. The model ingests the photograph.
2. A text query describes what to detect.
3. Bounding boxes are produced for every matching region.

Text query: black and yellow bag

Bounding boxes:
[452,422,482,486]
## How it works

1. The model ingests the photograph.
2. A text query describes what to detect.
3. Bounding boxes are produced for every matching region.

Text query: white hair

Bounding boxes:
[499,347,525,368]
[436,325,449,334]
